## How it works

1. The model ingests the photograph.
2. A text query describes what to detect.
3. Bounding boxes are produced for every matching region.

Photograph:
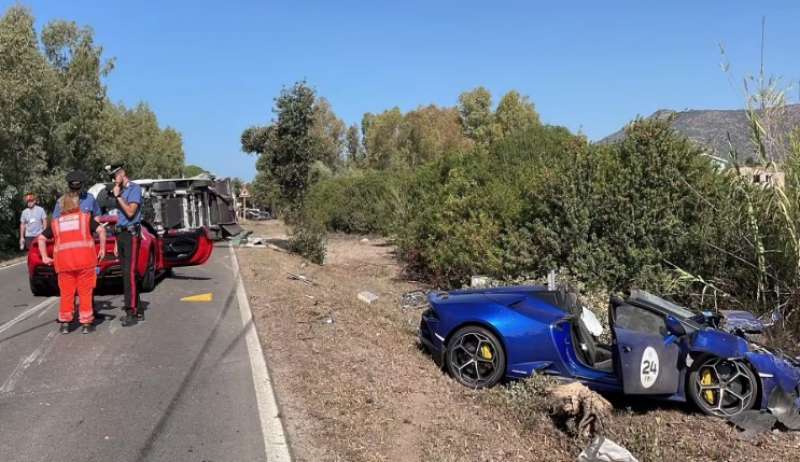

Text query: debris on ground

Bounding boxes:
[229,230,253,246]
[730,387,800,438]
[231,232,291,252]
[549,382,612,438]
[357,291,379,304]
[287,272,315,285]
[268,243,286,252]
[360,238,370,243]
[729,410,778,439]
[471,275,490,288]
[577,437,638,462]
[399,290,428,310]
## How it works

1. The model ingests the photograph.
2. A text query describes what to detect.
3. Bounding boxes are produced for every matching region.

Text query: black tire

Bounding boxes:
[446,325,506,388]
[140,248,156,293]
[29,277,55,297]
[688,356,758,417]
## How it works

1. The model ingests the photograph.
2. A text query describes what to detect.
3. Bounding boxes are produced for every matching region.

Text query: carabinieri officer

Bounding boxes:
[106,163,145,326]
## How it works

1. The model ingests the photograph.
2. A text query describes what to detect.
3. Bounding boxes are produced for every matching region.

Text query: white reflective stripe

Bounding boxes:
[54,240,95,252]
[58,215,80,232]
[758,373,774,378]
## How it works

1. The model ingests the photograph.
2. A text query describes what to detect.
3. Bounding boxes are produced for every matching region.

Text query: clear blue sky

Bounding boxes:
[9,1,800,180]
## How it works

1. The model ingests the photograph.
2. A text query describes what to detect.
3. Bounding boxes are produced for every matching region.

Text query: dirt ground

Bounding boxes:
[237,220,800,462]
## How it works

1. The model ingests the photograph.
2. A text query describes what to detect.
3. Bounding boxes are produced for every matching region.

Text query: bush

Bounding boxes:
[289,219,327,264]
[304,169,403,234]
[299,116,799,317]
[394,120,731,291]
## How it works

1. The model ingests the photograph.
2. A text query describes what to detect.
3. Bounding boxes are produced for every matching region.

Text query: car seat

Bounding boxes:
[564,291,613,372]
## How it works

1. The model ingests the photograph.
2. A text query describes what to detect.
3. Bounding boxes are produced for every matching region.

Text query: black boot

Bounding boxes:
[81,324,94,334]
[59,322,70,334]
[120,309,138,327]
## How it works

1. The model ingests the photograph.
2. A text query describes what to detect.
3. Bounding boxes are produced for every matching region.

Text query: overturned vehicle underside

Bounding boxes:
[91,175,242,240]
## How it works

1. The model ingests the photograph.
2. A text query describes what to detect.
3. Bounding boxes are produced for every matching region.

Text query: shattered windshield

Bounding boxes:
[629,289,696,320]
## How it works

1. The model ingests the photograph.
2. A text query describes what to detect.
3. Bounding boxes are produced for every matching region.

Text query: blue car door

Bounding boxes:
[612,305,681,395]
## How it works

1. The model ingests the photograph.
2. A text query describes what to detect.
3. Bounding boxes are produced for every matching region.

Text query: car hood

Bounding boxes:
[428,286,549,307]
[719,310,768,334]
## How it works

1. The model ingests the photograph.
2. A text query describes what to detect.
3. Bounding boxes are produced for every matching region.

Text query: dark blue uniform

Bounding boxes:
[115,181,143,317]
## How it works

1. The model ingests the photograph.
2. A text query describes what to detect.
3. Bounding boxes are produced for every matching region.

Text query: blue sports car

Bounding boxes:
[419,285,800,418]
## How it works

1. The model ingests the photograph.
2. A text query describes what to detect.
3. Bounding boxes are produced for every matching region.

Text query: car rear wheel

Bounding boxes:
[446,326,505,389]
[29,277,55,297]
[140,248,156,293]
[688,356,758,417]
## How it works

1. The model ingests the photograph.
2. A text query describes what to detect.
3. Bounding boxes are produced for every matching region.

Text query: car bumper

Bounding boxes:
[31,264,124,284]
[419,310,445,367]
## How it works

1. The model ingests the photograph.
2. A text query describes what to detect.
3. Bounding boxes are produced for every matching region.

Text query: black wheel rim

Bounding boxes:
[694,358,756,417]
[449,331,500,387]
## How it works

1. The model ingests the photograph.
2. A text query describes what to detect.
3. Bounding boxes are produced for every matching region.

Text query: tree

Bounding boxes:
[0,5,184,252]
[346,124,361,163]
[458,87,493,142]
[241,81,317,211]
[184,164,209,177]
[400,105,473,167]
[309,97,346,169]
[361,108,404,169]
[493,90,540,138]
[101,102,185,179]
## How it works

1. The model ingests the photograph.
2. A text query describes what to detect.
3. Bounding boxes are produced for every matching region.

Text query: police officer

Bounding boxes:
[106,163,145,326]
[52,171,101,220]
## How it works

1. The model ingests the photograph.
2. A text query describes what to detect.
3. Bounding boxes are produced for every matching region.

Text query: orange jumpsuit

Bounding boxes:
[51,211,97,325]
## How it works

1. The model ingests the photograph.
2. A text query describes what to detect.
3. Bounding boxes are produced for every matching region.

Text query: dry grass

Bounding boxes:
[237,221,800,462]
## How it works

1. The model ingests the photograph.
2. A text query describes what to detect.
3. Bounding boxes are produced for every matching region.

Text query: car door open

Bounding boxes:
[161,228,214,268]
[611,303,681,395]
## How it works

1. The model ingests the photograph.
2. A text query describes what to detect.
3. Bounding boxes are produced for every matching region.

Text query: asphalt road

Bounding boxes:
[0,245,269,462]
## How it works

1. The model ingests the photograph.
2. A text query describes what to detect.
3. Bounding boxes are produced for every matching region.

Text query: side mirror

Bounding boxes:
[665,315,686,337]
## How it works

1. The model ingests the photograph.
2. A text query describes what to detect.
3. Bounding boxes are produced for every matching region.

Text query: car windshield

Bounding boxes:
[629,289,697,320]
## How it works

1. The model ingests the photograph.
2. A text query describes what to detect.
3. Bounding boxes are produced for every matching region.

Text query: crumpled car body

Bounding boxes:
[419,286,800,417]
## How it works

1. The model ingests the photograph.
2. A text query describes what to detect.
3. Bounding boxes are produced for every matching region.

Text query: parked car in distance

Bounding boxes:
[244,208,271,221]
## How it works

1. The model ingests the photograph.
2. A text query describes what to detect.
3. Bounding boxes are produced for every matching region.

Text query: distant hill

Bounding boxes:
[599,105,800,162]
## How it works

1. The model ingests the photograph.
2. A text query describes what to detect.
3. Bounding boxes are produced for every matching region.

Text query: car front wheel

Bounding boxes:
[140,248,156,292]
[688,356,758,417]
[446,326,505,389]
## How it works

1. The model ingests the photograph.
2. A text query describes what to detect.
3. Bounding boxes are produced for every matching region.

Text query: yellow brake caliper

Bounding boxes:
[701,369,715,404]
[480,344,493,360]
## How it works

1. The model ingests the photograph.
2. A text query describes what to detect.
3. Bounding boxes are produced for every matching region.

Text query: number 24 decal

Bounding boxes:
[642,360,658,375]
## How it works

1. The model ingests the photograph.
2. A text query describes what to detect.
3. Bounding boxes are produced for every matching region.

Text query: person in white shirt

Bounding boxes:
[19,194,47,250]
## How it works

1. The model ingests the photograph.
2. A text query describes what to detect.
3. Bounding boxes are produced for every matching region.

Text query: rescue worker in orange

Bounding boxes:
[37,171,107,334]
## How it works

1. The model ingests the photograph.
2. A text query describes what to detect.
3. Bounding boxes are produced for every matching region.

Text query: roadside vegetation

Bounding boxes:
[243,75,800,328]
[0,6,186,253]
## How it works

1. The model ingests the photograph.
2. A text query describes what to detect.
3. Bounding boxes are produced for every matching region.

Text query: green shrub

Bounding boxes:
[299,115,798,317]
[304,169,403,234]
[289,219,327,264]
[394,120,732,291]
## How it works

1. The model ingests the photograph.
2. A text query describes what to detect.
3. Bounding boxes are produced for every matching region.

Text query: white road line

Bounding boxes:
[0,330,57,393]
[0,260,24,271]
[0,297,58,336]
[229,245,292,462]
[37,302,54,318]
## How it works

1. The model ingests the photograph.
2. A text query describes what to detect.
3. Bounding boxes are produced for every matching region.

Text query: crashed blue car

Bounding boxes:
[419,285,800,418]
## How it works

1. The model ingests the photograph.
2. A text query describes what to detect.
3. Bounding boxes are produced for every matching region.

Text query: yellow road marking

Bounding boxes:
[181,293,213,302]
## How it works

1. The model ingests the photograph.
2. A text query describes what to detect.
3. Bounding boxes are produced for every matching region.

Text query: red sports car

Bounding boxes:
[28,215,214,296]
